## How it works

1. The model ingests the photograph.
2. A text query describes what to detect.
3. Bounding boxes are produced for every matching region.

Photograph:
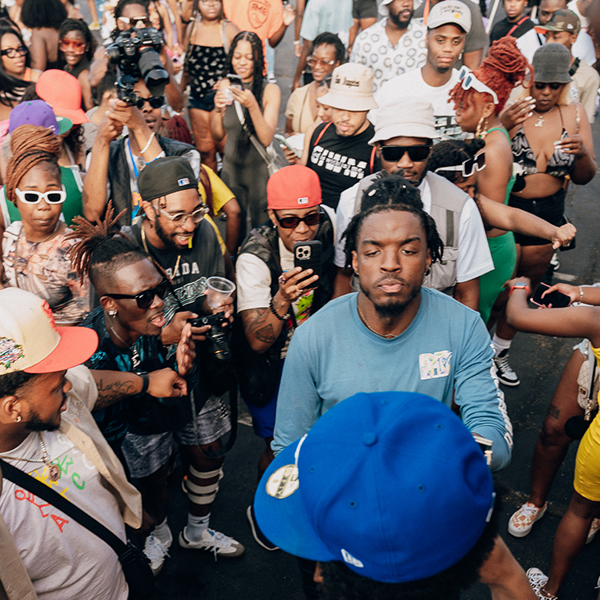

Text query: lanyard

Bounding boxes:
[127,137,140,178]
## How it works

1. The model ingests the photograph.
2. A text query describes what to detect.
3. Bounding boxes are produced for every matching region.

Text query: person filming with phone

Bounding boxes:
[235,165,336,550]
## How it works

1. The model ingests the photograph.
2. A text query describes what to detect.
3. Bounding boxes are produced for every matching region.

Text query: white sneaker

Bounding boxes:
[144,533,171,576]
[179,527,245,558]
[508,502,547,537]
[526,567,557,599]
[493,350,520,386]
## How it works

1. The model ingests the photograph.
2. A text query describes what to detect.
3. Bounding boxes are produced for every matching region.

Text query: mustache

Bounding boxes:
[375,275,406,286]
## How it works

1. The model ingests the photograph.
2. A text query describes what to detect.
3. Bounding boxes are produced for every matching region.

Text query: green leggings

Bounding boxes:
[478,232,517,324]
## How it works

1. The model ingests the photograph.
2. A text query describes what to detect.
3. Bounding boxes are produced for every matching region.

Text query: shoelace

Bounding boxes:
[518,504,542,520]
[145,535,170,562]
[528,573,557,599]
[205,529,233,562]
[495,354,516,373]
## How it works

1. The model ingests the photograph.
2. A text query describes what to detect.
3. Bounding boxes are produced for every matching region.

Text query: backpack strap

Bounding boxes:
[314,121,333,147]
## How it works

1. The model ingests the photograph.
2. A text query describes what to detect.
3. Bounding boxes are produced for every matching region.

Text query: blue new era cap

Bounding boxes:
[254,391,495,583]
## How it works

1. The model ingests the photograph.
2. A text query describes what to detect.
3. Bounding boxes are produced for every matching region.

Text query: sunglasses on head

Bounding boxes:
[458,66,499,104]
[15,187,66,204]
[104,279,170,309]
[380,144,431,163]
[0,45,27,58]
[274,209,323,229]
[132,94,165,109]
[534,82,563,90]
[59,39,86,54]
[435,152,485,178]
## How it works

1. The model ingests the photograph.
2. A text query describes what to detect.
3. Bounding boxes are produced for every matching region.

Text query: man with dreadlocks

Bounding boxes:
[69,201,243,575]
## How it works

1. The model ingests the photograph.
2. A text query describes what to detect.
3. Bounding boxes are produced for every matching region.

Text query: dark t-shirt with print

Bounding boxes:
[307,121,380,210]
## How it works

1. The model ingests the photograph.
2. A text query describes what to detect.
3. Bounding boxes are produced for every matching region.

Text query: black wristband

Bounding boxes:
[137,372,149,395]
[269,297,287,321]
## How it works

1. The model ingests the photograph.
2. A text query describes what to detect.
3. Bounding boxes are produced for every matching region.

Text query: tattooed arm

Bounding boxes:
[91,368,188,410]
[240,305,288,354]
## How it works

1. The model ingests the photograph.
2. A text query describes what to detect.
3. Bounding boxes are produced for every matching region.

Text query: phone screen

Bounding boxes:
[227,74,243,89]
[531,283,571,308]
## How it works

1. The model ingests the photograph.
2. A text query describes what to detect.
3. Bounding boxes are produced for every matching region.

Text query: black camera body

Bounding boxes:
[106,27,169,104]
[190,312,231,361]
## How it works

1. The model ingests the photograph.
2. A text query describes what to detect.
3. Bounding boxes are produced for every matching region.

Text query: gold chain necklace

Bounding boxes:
[357,302,398,339]
[0,433,61,482]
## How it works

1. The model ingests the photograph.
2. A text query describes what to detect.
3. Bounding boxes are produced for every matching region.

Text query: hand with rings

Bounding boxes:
[278,266,319,304]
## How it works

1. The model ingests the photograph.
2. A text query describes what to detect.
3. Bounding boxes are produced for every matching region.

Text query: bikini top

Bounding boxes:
[511,105,576,179]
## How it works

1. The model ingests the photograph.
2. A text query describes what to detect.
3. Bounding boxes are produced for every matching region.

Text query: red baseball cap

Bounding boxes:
[267,165,322,210]
[36,70,90,125]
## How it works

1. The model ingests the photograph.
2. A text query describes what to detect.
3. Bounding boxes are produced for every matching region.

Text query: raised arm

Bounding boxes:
[230,82,281,147]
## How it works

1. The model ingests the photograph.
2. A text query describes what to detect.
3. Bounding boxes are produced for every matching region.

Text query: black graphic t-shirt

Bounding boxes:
[307,121,381,210]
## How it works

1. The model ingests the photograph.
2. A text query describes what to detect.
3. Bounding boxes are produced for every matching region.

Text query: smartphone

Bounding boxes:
[275,133,302,158]
[531,282,571,308]
[227,73,243,90]
[294,240,322,286]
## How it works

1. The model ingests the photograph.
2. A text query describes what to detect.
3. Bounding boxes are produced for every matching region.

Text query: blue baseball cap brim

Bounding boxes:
[254,437,337,562]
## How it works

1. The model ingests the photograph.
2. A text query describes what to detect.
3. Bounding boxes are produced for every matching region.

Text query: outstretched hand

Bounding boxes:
[176,321,196,377]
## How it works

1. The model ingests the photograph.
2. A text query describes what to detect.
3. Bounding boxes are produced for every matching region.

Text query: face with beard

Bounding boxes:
[352,209,431,319]
[20,371,71,432]
[387,0,414,28]
[378,136,432,185]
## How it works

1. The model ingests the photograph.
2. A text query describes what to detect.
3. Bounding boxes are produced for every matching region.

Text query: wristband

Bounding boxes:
[269,297,287,321]
[509,284,530,296]
[580,286,584,303]
[137,372,149,395]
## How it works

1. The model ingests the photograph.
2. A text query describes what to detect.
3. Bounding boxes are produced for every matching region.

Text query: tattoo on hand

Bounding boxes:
[547,404,560,420]
[94,378,137,410]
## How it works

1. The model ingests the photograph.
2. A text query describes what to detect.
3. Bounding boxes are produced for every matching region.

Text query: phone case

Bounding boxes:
[294,241,322,281]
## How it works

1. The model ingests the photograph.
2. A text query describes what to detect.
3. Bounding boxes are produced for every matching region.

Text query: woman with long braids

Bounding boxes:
[211,31,281,243]
[0,124,89,325]
[450,37,530,327]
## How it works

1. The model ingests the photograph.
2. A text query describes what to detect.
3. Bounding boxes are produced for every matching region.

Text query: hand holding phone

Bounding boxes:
[531,282,571,308]
[294,241,322,284]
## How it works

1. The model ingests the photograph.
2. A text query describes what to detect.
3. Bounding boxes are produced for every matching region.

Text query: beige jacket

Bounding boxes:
[0,365,142,600]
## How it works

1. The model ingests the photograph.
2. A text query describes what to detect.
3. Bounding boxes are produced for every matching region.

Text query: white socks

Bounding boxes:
[492,334,512,357]
[153,518,171,545]
[186,513,210,542]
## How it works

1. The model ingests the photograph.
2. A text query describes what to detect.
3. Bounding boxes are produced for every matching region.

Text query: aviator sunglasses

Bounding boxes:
[15,187,66,204]
[104,279,170,309]
[435,152,485,178]
[380,144,432,163]
[274,209,324,229]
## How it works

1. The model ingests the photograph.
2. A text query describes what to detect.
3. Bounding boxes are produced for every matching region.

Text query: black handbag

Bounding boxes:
[0,459,155,600]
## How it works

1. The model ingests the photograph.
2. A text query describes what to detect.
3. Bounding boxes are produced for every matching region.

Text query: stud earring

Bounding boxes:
[15,415,22,423]
[108,310,117,317]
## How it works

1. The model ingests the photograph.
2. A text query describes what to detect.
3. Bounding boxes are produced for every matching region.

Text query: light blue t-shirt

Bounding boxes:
[272,289,513,470]
[299,0,353,42]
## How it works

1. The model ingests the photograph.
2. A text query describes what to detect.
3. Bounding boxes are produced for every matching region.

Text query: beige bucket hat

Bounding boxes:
[318,63,378,112]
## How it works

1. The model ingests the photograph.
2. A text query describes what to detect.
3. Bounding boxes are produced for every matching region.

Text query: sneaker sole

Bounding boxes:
[178,531,245,557]
[496,376,520,387]
[508,505,547,538]
[246,505,279,551]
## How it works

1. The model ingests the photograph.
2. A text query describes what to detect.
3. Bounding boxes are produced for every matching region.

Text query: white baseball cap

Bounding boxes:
[370,97,437,144]
[0,288,98,375]
[318,63,378,112]
[427,1,472,33]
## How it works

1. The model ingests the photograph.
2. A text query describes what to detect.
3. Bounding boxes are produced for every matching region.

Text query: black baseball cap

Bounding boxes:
[137,156,198,202]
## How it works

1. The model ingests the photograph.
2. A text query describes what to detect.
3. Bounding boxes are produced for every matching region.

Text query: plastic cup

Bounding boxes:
[206,276,236,309]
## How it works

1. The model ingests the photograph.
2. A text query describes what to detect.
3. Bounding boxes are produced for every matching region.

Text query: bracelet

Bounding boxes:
[269,297,287,321]
[580,286,584,303]
[509,284,530,296]
[137,372,149,395]
[293,40,300,45]
[140,131,156,155]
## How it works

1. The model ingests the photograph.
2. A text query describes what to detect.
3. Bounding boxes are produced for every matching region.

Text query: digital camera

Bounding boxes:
[190,312,231,361]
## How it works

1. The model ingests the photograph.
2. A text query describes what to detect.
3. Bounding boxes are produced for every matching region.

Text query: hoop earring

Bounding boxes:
[425,267,431,276]
[475,116,488,140]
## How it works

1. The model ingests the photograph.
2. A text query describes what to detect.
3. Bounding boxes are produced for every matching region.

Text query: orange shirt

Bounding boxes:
[223,0,283,41]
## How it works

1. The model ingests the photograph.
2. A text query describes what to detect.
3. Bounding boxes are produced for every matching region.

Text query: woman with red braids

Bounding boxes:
[450,36,531,327]
[492,43,596,387]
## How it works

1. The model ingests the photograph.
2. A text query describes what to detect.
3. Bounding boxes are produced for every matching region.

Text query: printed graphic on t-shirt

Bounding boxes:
[310,146,368,180]
[435,115,463,140]
[248,0,269,28]
[419,351,452,380]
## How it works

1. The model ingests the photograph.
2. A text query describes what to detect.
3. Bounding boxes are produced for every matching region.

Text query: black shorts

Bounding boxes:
[353,0,378,20]
[509,188,566,246]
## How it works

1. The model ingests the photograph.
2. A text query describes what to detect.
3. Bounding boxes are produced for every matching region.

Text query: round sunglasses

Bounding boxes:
[15,188,66,204]
[435,152,485,178]
[104,279,170,309]
[274,209,324,229]
[380,144,432,163]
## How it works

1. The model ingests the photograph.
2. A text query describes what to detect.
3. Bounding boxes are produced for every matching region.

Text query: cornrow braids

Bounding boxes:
[359,174,423,213]
[5,125,61,205]
[450,37,531,114]
[67,201,148,292]
[428,139,485,184]
[343,203,444,270]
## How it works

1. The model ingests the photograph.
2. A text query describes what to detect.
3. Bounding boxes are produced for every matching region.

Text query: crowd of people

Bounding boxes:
[0,0,600,598]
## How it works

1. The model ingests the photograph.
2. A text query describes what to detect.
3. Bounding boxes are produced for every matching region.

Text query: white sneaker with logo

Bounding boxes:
[144,533,171,576]
[179,527,245,558]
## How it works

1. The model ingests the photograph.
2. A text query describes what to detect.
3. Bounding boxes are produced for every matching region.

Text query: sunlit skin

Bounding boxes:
[426,25,465,73]
[310,44,338,83]
[22,371,71,432]
[267,206,321,253]
[454,172,477,198]
[388,0,413,28]
[455,92,493,132]
[60,29,87,68]
[15,161,64,242]
[332,108,369,137]
[133,78,162,132]
[538,0,567,25]
[377,136,431,184]
[504,0,528,20]
[1,32,26,77]
[545,30,577,50]
[531,81,565,113]
[117,2,150,30]
[231,39,254,83]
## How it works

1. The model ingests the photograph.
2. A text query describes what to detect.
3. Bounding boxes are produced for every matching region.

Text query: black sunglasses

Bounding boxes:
[435,152,485,178]
[274,209,324,229]
[104,279,170,309]
[534,82,563,90]
[380,144,432,163]
[132,94,165,110]
[0,45,27,58]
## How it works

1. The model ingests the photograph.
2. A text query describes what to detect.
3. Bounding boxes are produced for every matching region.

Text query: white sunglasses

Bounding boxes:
[458,66,499,105]
[15,186,67,204]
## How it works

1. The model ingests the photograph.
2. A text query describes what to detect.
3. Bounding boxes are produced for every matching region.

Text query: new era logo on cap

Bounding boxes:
[297,197,309,205]
[178,178,190,186]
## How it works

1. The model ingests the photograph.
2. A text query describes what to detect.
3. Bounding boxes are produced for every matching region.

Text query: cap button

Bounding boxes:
[362,432,377,446]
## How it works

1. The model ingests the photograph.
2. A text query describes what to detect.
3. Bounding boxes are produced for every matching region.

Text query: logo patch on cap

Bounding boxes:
[0,337,24,369]
[266,464,299,499]
[297,197,309,205]
[341,549,364,568]
[178,178,190,186]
